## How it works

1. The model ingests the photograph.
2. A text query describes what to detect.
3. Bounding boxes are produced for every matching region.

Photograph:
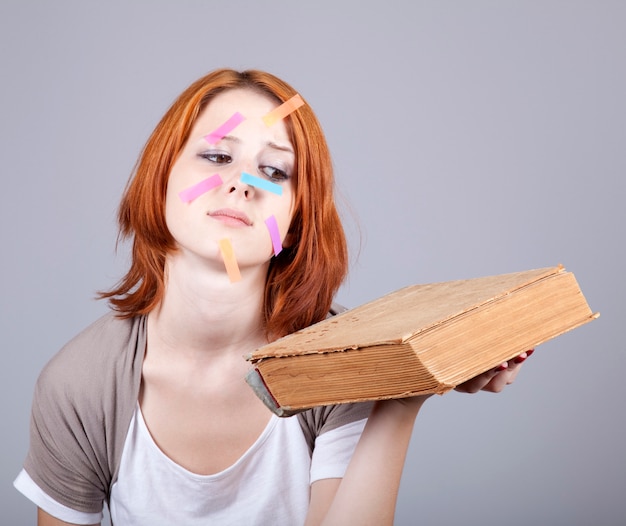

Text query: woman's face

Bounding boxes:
[165,88,296,276]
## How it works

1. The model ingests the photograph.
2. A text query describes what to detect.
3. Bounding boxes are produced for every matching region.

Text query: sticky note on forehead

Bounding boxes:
[219,238,242,283]
[262,94,305,127]
[205,112,245,144]
[240,172,283,196]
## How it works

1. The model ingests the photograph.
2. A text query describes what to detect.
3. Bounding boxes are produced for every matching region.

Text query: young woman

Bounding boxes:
[14,69,527,525]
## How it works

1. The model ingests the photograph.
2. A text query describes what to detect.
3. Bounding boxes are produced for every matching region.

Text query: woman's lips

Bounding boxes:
[208,208,252,227]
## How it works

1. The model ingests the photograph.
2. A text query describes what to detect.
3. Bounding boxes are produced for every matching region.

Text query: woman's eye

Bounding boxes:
[260,166,290,182]
[200,152,232,164]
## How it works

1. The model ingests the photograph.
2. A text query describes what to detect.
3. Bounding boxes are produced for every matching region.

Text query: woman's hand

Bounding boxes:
[454,350,534,394]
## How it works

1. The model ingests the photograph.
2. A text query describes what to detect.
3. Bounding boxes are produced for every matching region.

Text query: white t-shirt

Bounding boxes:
[16,405,367,525]
[15,313,371,524]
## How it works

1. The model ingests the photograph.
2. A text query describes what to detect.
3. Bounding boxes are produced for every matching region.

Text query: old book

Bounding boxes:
[245,265,599,416]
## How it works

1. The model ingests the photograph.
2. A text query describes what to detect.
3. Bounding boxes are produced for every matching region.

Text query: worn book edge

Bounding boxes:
[247,266,566,361]
[246,265,599,416]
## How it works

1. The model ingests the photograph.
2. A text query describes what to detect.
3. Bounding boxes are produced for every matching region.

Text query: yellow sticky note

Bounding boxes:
[219,238,242,283]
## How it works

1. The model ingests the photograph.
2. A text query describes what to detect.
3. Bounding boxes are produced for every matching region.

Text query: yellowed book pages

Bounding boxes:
[246,265,598,416]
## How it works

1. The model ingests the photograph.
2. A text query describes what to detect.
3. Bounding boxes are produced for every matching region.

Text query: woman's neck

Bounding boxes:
[147,253,270,361]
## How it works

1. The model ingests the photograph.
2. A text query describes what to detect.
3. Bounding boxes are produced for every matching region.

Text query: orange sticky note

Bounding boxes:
[262,94,305,127]
[219,238,241,282]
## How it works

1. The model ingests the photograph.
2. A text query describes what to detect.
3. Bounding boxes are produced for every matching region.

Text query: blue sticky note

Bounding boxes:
[240,172,283,196]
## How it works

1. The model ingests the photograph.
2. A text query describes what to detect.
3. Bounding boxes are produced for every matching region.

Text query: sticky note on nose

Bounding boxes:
[240,172,282,196]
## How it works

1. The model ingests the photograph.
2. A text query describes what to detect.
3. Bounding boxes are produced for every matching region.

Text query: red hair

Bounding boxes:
[99,69,348,339]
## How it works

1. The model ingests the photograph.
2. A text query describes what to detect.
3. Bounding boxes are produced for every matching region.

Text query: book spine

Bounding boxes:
[245,368,300,417]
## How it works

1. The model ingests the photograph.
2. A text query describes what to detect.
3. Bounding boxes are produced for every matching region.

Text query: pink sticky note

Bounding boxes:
[178,174,223,203]
[264,215,282,256]
[204,112,246,144]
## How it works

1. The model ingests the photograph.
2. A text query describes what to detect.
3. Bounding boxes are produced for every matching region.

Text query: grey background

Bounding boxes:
[1,1,624,525]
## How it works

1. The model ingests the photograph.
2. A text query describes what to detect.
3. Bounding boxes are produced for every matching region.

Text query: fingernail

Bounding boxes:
[526,349,535,357]
[513,355,526,364]
[495,363,508,372]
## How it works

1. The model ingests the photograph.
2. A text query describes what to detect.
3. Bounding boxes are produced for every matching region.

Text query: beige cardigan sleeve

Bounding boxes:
[23,313,145,513]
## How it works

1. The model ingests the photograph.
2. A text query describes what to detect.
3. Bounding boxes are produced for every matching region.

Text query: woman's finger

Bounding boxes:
[454,349,534,394]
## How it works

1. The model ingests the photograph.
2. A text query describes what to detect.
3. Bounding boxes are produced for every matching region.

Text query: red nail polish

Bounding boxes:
[526,349,535,357]
[495,363,508,372]
[513,355,526,364]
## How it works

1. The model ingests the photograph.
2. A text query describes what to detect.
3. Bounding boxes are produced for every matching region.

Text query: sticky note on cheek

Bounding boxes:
[205,112,246,144]
[219,238,242,282]
[264,215,283,256]
[262,94,305,127]
[178,174,223,203]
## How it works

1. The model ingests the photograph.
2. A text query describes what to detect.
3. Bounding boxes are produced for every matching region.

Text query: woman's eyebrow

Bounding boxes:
[215,135,293,155]
[204,112,246,143]
[218,135,241,144]
[267,141,294,154]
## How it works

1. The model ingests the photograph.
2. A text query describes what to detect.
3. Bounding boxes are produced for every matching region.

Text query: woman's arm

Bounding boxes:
[308,396,427,526]
[38,508,99,526]
[306,358,527,525]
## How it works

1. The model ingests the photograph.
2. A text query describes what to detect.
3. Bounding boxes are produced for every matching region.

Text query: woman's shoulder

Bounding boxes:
[37,311,146,403]
[296,402,373,453]
[24,312,147,511]
[58,310,142,354]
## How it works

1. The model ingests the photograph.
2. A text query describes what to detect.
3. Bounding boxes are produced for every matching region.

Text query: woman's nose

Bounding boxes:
[223,168,255,199]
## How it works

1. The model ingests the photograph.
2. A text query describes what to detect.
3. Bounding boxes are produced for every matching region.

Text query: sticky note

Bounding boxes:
[264,215,283,256]
[204,112,246,144]
[219,238,241,282]
[240,172,282,196]
[262,94,305,127]
[178,174,223,203]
